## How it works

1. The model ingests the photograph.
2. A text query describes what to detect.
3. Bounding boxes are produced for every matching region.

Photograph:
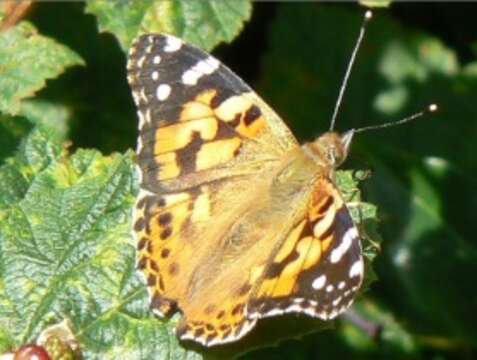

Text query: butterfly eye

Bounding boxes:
[327,145,347,168]
[326,147,337,164]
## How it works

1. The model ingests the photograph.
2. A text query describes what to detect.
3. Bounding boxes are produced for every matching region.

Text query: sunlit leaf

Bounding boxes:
[86,0,252,51]
[0,22,83,115]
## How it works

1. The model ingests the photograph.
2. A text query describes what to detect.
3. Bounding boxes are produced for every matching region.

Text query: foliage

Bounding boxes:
[0,1,475,359]
[85,0,251,51]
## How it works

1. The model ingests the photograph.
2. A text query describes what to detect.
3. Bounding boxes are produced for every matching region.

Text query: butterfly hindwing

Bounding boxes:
[171,156,362,346]
[248,178,363,320]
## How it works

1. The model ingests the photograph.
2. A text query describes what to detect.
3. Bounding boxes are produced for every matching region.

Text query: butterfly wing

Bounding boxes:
[128,34,299,319]
[174,165,363,346]
[173,152,329,345]
[128,34,298,193]
[248,177,364,321]
[128,34,364,347]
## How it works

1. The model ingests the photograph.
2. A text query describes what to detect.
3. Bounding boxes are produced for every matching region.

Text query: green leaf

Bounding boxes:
[84,0,153,52]
[359,0,392,8]
[0,115,32,164]
[86,0,252,51]
[0,22,84,116]
[26,2,138,154]
[0,127,201,358]
[18,99,71,139]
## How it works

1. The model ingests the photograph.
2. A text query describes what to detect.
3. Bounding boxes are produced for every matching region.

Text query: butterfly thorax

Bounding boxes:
[302,131,353,170]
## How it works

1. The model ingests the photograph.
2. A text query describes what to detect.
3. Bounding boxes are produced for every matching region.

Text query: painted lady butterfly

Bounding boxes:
[127,17,371,347]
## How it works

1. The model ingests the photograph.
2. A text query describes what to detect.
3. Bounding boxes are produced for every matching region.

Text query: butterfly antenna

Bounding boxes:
[353,104,438,134]
[329,10,373,131]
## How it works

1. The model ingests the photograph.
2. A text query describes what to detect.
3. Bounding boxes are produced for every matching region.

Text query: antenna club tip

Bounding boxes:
[428,104,438,112]
[365,10,373,20]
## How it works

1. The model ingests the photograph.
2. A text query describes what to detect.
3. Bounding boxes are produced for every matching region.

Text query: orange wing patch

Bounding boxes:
[248,178,362,321]
[176,285,257,346]
[150,90,266,183]
[134,190,195,316]
[129,33,298,195]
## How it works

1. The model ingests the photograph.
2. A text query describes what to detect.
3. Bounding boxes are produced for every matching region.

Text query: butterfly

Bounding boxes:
[127,33,364,347]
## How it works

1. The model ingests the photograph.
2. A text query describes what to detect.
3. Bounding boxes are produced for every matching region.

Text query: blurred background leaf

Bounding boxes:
[359,0,392,8]
[0,1,476,359]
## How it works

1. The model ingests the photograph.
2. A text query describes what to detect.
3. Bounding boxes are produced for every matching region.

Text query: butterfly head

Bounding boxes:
[305,130,354,169]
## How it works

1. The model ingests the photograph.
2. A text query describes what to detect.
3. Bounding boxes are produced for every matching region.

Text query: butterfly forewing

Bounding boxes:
[128,34,298,193]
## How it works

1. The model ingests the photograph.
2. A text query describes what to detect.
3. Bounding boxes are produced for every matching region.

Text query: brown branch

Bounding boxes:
[0,0,34,31]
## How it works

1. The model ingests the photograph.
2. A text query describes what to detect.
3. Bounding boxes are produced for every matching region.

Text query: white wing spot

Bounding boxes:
[327,309,339,319]
[153,55,161,64]
[152,307,166,318]
[137,136,144,153]
[152,71,159,81]
[164,36,182,52]
[182,69,199,86]
[304,308,320,317]
[139,88,148,103]
[144,108,151,123]
[136,164,143,184]
[156,84,171,101]
[137,110,145,129]
[312,274,326,290]
[285,304,303,312]
[131,90,141,105]
[349,259,364,278]
[326,284,334,293]
[263,308,284,317]
[137,55,146,68]
[338,281,346,290]
[182,56,220,85]
[330,227,358,263]
[332,296,343,307]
